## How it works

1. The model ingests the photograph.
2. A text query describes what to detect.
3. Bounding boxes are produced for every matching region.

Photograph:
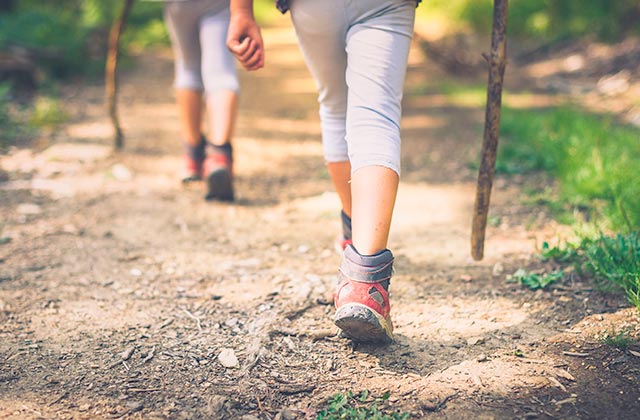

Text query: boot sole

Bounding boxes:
[205,168,234,202]
[334,302,393,343]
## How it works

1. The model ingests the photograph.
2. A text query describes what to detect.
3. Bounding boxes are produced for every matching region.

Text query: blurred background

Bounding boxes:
[1,0,639,298]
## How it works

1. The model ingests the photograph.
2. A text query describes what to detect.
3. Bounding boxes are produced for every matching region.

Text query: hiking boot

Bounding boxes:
[334,210,353,253]
[204,143,234,202]
[334,245,394,343]
[181,137,206,183]
[335,235,353,254]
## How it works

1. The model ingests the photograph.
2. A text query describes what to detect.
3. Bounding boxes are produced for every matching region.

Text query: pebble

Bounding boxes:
[218,348,239,369]
[492,262,504,276]
[275,409,296,420]
[125,401,143,413]
[110,164,133,181]
[467,336,485,346]
[225,318,239,327]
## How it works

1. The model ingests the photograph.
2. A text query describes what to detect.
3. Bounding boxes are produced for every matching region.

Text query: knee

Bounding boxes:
[175,67,203,91]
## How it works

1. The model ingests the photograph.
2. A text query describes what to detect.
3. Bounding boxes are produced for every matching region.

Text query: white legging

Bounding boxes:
[290,0,415,176]
[164,0,239,93]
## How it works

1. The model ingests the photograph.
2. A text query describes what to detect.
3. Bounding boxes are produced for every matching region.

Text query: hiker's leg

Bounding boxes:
[164,1,207,145]
[200,6,240,146]
[290,0,351,216]
[345,0,415,255]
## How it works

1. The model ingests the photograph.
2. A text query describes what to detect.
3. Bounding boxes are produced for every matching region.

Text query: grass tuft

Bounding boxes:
[316,391,410,420]
[599,327,635,350]
[541,232,640,311]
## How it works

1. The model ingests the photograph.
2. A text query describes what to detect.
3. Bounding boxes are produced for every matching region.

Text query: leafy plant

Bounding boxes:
[316,391,410,420]
[510,268,564,291]
[540,241,581,264]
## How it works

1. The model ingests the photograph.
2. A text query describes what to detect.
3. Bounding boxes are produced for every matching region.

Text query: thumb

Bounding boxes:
[229,37,251,54]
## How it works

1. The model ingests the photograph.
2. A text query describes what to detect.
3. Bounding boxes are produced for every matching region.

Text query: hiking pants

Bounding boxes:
[164,0,239,93]
[290,0,415,175]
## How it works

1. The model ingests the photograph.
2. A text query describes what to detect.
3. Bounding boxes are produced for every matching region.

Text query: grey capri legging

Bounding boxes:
[290,0,415,176]
[164,0,239,93]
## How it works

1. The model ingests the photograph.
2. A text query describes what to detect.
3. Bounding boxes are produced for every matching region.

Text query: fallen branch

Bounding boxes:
[562,351,589,358]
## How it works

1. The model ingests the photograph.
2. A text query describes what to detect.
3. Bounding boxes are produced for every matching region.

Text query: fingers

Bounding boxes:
[240,38,264,70]
[227,36,249,56]
[229,37,264,71]
[227,15,265,71]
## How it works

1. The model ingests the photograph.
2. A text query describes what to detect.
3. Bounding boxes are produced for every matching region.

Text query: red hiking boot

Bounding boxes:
[204,143,234,202]
[334,245,394,343]
[182,137,206,183]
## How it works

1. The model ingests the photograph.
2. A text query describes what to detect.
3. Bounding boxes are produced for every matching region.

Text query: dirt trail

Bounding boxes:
[1,22,639,420]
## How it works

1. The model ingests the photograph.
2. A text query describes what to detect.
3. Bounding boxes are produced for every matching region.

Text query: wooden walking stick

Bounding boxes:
[471,0,509,261]
[106,0,135,150]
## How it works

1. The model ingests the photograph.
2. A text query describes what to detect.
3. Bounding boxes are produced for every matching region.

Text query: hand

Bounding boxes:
[226,11,265,71]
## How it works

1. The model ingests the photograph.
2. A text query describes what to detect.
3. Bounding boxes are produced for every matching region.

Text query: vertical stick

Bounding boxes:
[106,0,135,150]
[471,0,509,261]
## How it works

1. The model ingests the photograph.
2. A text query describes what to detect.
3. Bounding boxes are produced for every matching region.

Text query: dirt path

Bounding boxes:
[1,22,639,420]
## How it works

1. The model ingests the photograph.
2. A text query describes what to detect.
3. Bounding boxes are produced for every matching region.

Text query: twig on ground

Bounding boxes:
[283,302,314,321]
[48,391,69,406]
[181,307,202,331]
[142,346,156,363]
[547,376,567,392]
[155,318,174,330]
[127,388,163,393]
[563,351,589,358]
[308,329,337,341]
[121,346,136,361]
[278,383,316,395]
[256,395,266,413]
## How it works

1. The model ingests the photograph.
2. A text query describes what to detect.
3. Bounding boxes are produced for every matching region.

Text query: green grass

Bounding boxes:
[541,232,640,311]
[497,107,640,232]
[600,327,635,350]
[316,391,410,420]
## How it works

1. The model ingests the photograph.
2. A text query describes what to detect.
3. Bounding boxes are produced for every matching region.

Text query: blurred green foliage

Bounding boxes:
[420,0,640,41]
[0,83,18,150]
[0,0,281,81]
[498,107,640,232]
[0,0,168,79]
[0,82,34,150]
